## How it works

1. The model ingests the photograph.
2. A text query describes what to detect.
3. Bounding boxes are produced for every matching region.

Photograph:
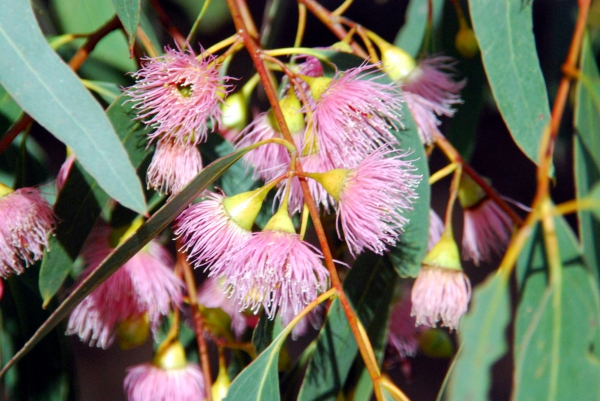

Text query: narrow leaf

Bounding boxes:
[0,147,251,378]
[574,32,600,278]
[110,0,141,51]
[512,216,600,400]
[298,256,396,401]
[39,95,151,306]
[394,0,446,57]
[446,272,510,400]
[468,0,551,168]
[0,0,146,214]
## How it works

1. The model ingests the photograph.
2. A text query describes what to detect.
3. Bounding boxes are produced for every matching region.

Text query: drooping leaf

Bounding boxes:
[110,0,141,51]
[394,0,446,57]
[0,146,252,378]
[512,216,600,400]
[297,255,396,401]
[446,272,510,401]
[468,0,551,169]
[0,0,146,214]
[38,95,151,306]
[574,32,600,278]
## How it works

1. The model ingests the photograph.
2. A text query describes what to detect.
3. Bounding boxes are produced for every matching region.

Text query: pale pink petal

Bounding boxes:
[147,139,203,195]
[124,363,205,401]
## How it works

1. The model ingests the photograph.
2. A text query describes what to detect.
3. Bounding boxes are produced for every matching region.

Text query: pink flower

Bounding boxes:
[410,266,471,330]
[462,198,513,265]
[126,46,231,146]
[428,209,444,252]
[403,91,451,145]
[216,230,330,319]
[403,56,465,111]
[124,363,205,401]
[197,277,248,339]
[388,291,423,358]
[0,187,56,278]
[175,191,253,274]
[309,64,403,168]
[334,147,420,256]
[235,112,291,182]
[67,226,183,348]
[146,138,203,195]
[56,154,75,191]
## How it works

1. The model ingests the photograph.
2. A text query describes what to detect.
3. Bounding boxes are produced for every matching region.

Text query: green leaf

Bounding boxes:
[446,272,510,401]
[252,313,276,355]
[394,0,445,57]
[110,0,140,51]
[469,0,551,169]
[574,32,600,278]
[0,0,146,214]
[0,84,21,130]
[38,95,151,306]
[297,255,396,401]
[512,216,600,400]
[0,146,252,378]
[388,103,430,278]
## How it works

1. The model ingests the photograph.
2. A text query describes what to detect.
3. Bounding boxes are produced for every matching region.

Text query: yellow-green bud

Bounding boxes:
[222,187,270,231]
[380,43,417,82]
[267,93,305,134]
[0,182,13,198]
[455,25,479,59]
[211,361,231,401]
[263,206,296,234]
[423,236,462,271]
[117,314,150,350]
[303,76,333,101]
[221,91,248,132]
[458,174,487,209]
[331,41,353,53]
[308,169,351,202]
[153,340,187,370]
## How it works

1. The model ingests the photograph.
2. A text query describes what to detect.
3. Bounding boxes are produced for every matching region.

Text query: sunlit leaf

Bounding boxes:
[0,0,146,213]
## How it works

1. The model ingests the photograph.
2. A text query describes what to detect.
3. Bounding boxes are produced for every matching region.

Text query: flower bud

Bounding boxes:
[117,314,150,350]
[423,235,462,271]
[222,187,270,231]
[221,91,249,133]
[267,92,305,134]
[211,360,231,401]
[308,169,351,201]
[153,340,188,370]
[367,31,417,81]
[263,205,296,234]
[458,173,486,209]
[455,25,479,59]
[303,76,334,101]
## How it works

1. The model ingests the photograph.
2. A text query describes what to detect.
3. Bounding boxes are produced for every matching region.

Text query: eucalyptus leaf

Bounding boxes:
[0,146,252,378]
[394,0,445,57]
[574,33,600,277]
[110,0,140,51]
[39,95,151,307]
[0,0,146,214]
[469,0,551,169]
[512,216,600,400]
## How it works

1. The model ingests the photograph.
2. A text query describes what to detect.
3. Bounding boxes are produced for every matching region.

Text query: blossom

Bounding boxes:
[197,277,248,339]
[410,237,471,330]
[67,225,183,348]
[388,291,422,358]
[215,225,329,319]
[126,46,231,146]
[175,190,263,274]
[312,147,420,257]
[462,198,513,265]
[403,57,465,108]
[307,64,403,168]
[0,187,56,278]
[146,138,203,195]
[124,341,205,401]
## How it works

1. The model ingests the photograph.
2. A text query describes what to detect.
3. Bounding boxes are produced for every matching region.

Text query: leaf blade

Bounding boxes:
[110,0,141,51]
[0,0,146,214]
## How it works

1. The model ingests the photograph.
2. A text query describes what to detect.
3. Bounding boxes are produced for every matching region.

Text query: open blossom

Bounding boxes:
[126,45,231,146]
[146,138,203,195]
[388,291,423,359]
[0,187,56,278]
[67,225,183,348]
[124,341,205,401]
[411,237,471,330]
[308,64,403,168]
[314,147,420,257]
[462,198,513,265]
[216,228,330,319]
[175,191,257,275]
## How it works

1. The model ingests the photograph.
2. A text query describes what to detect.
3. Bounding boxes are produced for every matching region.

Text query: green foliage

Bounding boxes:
[469,0,551,169]
[110,0,141,51]
[0,0,146,214]
[394,0,445,57]
[513,216,600,400]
